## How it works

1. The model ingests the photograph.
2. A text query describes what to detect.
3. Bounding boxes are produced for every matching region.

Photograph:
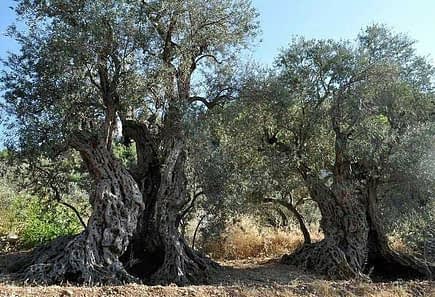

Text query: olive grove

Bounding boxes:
[0,0,433,286]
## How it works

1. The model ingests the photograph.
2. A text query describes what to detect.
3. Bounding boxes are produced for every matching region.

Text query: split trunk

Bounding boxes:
[282,175,434,280]
[121,121,214,285]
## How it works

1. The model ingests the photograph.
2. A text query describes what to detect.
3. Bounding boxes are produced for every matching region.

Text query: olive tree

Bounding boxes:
[269,26,435,279]
[1,0,258,285]
[211,25,434,280]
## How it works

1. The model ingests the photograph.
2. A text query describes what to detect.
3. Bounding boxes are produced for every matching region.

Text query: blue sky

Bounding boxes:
[1,0,435,146]
[252,0,435,64]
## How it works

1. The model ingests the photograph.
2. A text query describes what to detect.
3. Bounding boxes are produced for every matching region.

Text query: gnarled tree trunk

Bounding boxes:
[120,120,163,279]
[12,137,144,285]
[150,139,212,285]
[282,176,370,279]
[282,174,434,280]
[121,121,214,285]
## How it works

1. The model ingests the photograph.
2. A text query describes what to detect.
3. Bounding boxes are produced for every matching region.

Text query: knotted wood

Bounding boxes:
[11,137,144,285]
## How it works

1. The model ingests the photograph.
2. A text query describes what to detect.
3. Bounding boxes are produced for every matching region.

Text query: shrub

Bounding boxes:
[11,195,84,248]
[388,205,435,262]
[0,156,85,250]
[202,215,323,260]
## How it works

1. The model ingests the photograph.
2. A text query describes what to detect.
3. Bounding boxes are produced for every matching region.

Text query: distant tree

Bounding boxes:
[210,25,434,279]
[268,25,434,279]
[194,70,322,246]
[1,0,258,285]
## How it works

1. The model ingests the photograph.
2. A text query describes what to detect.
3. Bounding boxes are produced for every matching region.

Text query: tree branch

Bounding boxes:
[263,197,311,244]
[178,191,205,224]
[189,93,232,109]
[51,185,87,229]
[195,54,223,65]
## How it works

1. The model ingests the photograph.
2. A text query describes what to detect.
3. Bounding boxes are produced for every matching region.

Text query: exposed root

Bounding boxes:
[150,238,218,286]
[7,234,138,285]
[282,240,434,281]
[281,240,368,280]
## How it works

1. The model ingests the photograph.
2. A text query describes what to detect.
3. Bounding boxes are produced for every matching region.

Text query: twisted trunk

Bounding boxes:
[121,121,163,279]
[122,121,214,285]
[150,140,212,285]
[282,176,369,279]
[282,174,434,280]
[13,137,144,285]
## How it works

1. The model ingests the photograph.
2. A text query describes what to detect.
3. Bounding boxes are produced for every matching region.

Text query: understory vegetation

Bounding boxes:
[1,172,433,265]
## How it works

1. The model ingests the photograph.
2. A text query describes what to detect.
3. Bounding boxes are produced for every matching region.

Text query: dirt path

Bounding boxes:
[0,257,434,296]
[211,258,317,285]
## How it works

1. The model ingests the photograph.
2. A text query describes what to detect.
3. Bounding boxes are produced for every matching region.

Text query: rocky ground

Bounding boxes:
[0,257,434,296]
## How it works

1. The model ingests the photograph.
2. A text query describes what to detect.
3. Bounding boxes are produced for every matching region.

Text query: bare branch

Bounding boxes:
[50,184,87,229]
[263,197,311,244]
[178,191,205,223]
[195,54,223,65]
[189,91,233,109]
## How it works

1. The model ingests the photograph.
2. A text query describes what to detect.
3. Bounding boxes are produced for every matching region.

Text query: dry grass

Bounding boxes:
[0,210,15,238]
[389,236,416,255]
[310,280,337,296]
[368,287,409,297]
[202,215,426,262]
[203,216,322,260]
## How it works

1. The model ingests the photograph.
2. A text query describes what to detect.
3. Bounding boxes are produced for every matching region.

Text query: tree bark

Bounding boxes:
[282,175,370,279]
[121,121,215,285]
[149,139,213,285]
[281,174,434,280]
[120,120,163,279]
[12,137,145,285]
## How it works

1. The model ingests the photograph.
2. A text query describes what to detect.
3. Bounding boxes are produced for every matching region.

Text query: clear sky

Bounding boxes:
[1,0,435,146]
[251,0,435,64]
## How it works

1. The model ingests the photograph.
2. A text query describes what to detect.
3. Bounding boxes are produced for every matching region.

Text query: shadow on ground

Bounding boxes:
[210,258,317,286]
[0,253,434,297]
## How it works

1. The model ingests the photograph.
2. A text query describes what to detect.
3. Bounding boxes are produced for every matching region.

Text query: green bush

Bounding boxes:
[1,152,85,251]
[11,195,83,247]
[387,201,435,262]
